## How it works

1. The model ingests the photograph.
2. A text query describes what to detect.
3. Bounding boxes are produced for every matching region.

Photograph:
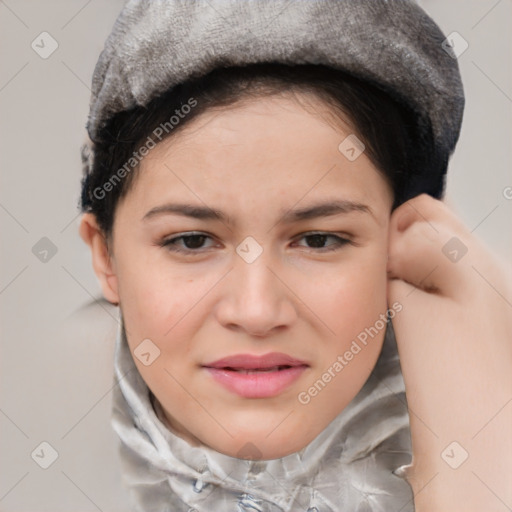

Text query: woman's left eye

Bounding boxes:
[159,231,351,255]
[292,232,351,252]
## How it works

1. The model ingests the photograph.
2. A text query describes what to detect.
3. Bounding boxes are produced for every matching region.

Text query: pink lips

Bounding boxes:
[202,352,309,398]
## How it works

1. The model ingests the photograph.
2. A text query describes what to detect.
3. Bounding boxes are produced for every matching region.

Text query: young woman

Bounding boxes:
[79,1,512,510]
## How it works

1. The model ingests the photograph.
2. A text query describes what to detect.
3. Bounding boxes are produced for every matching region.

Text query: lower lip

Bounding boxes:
[203,366,308,398]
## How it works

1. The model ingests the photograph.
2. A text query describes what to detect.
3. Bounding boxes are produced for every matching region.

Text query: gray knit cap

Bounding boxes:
[83,0,464,201]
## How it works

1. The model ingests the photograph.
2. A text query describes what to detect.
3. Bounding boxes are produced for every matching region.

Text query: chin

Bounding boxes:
[207,427,317,461]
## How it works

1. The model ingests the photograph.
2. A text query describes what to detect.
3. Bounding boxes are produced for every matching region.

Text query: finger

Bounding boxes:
[387,194,470,296]
[392,194,466,234]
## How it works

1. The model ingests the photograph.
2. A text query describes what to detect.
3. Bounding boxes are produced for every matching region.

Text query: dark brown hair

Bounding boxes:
[80,63,427,237]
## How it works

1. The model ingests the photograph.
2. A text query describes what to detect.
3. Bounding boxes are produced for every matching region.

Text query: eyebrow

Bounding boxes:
[142,199,374,225]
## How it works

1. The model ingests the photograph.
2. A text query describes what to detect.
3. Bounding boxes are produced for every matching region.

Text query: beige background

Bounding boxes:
[0,0,511,510]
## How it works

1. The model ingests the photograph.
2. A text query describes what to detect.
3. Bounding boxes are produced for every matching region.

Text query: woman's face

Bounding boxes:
[89,93,394,459]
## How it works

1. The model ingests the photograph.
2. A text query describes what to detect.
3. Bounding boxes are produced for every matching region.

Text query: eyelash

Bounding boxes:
[158,231,352,255]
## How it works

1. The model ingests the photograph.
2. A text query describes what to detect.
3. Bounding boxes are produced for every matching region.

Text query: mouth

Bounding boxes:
[216,364,297,374]
[202,353,309,398]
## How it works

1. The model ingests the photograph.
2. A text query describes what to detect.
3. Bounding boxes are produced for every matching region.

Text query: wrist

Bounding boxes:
[405,406,512,512]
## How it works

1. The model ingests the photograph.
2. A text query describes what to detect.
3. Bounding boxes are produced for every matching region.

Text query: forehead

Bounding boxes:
[118,93,392,222]
[165,91,354,149]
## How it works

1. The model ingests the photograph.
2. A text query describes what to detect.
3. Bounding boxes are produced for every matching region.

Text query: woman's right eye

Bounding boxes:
[160,233,216,254]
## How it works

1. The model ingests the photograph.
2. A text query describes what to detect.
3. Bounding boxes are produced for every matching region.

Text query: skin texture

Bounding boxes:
[80,92,394,460]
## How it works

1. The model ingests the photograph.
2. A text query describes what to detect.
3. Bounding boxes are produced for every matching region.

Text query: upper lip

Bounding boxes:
[203,352,309,370]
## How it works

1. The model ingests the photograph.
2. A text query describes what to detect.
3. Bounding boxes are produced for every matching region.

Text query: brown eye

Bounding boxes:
[160,232,215,254]
[180,234,208,249]
[294,232,351,252]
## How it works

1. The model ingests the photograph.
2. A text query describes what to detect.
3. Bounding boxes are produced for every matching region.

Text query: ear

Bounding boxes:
[79,213,120,305]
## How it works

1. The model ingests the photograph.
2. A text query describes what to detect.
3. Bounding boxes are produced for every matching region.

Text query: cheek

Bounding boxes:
[308,253,389,341]
[115,248,198,340]
[116,261,205,393]
[291,255,390,420]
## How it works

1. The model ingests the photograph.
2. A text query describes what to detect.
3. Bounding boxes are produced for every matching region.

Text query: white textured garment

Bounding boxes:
[111,317,415,511]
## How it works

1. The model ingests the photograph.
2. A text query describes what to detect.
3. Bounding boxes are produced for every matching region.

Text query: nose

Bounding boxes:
[215,250,297,338]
